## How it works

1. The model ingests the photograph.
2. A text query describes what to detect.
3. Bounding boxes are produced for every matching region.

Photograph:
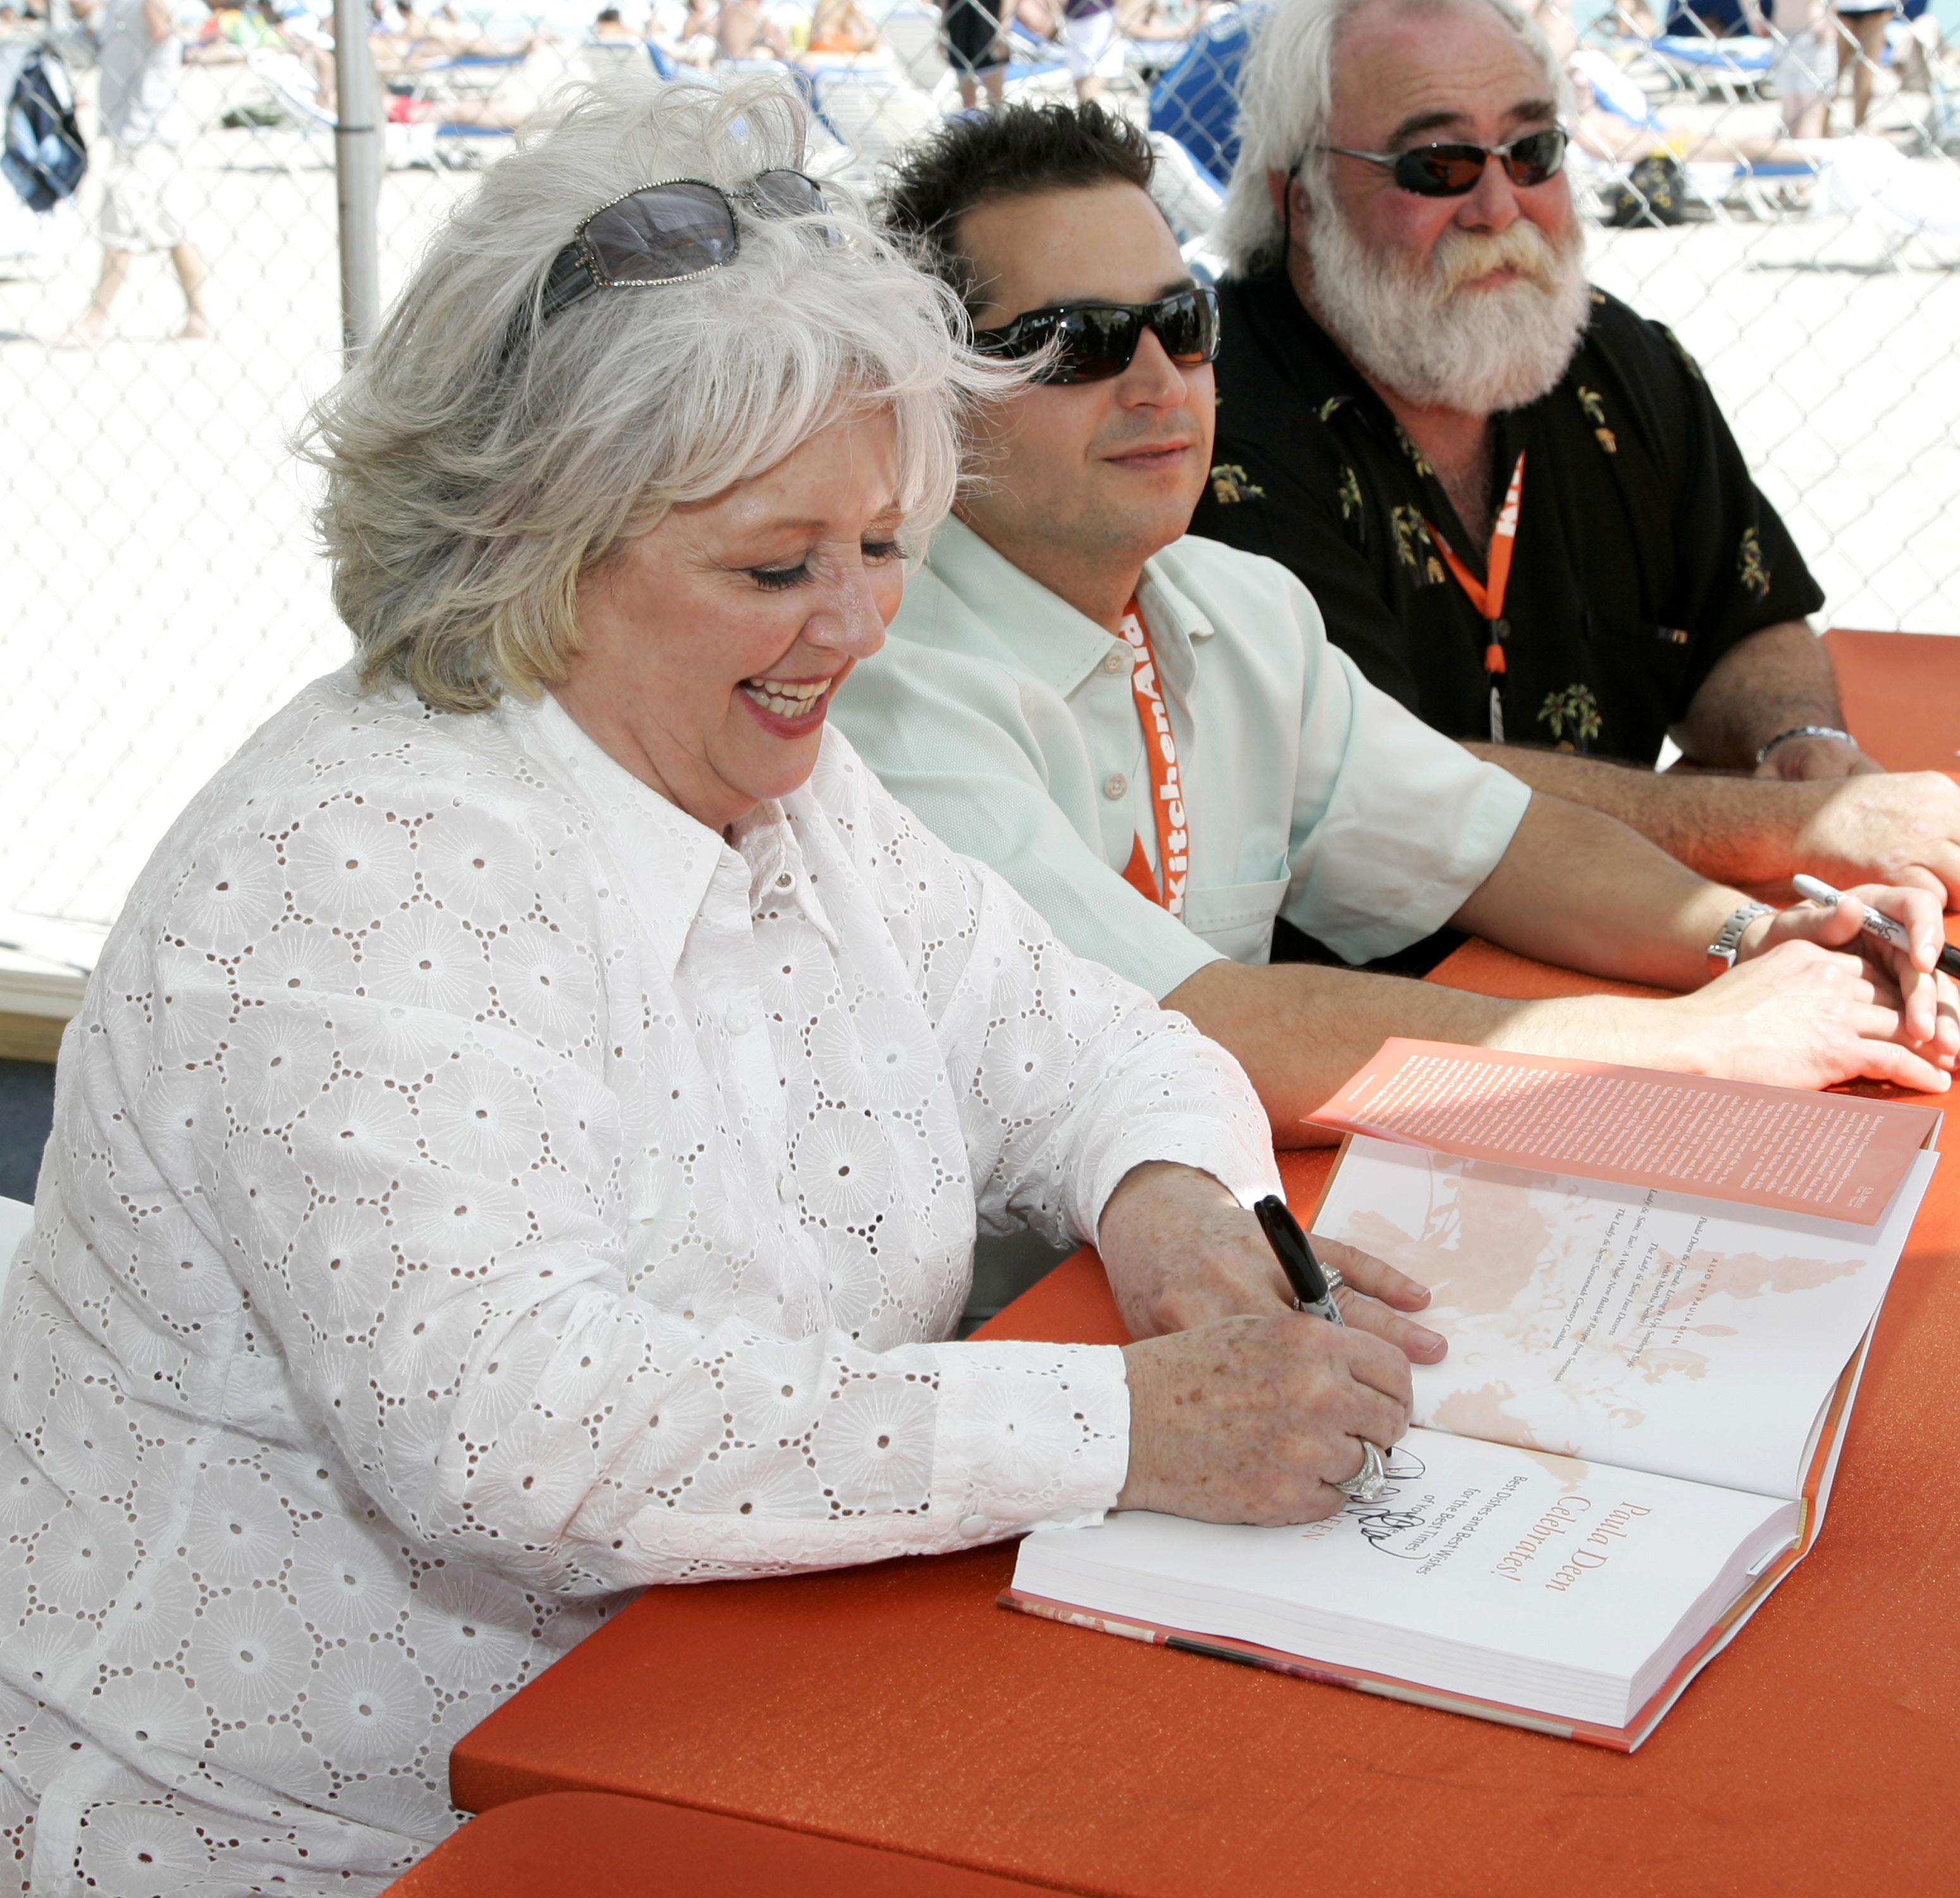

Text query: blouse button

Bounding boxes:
[958,1513,989,1539]
[1101,649,1127,676]
[774,872,793,890]
[725,1005,755,1036]
[1101,772,1128,801]
[776,1170,796,1203]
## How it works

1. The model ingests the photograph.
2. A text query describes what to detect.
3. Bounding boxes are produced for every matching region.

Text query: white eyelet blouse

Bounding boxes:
[0,670,1278,1895]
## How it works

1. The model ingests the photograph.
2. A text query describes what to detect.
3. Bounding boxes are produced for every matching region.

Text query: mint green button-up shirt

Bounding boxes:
[832,518,1532,1002]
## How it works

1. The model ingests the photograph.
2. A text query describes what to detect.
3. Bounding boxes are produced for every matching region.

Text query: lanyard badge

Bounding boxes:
[1115,599,1188,920]
[1426,452,1525,745]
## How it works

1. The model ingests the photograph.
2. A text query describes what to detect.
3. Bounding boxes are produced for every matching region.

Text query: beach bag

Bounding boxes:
[1603,154,1687,230]
[2,47,88,214]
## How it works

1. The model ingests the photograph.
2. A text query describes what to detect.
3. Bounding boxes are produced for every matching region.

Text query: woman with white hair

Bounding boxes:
[0,74,1430,1894]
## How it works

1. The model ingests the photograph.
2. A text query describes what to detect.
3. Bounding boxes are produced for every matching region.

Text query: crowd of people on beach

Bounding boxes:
[150,0,1225,92]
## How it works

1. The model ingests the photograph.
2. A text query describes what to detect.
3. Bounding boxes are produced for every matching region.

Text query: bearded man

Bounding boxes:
[1191,0,1960,915]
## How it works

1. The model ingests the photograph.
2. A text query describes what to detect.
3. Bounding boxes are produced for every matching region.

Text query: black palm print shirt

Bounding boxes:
[1191,273,1823,767]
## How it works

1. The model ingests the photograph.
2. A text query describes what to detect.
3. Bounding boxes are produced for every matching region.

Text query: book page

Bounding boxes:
[1014,1429,1796,1732]
[1311,1137,1937,1498]
[1308,1040,1939,1224]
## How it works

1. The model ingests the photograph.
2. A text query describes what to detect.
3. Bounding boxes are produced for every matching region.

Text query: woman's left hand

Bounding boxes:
[1095,1162,1446,1364]
[1742,881,1960,1060]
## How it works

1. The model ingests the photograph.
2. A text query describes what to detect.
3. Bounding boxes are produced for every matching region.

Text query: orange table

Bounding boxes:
[383,1791,1070,1895]
[449,955,1959,1897]
[1823,627,1960,773]
[443,631,1960,1897]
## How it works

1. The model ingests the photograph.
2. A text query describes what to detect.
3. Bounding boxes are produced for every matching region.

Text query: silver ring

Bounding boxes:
[1333,1440,1393,1503]
[1322,1265,1345,1297]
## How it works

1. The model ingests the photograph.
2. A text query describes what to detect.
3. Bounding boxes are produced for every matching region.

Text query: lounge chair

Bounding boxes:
[242,49,439,169]
[1147,8,1254,185]
[805,64,938,183]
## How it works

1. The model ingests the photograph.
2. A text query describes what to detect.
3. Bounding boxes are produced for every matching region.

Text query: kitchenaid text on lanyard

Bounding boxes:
[1427,451,1525,744]
[1115,598,1188,920]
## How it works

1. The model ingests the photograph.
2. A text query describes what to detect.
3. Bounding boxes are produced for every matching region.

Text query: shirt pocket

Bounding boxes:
[1180,876,1293,966]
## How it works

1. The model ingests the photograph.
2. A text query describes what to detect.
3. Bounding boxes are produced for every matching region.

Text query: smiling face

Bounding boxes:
[953,182,1213,630]
[1281,0,1588,414]
[555,409,905,833]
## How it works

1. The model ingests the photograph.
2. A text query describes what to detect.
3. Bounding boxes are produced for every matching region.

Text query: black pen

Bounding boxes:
[1253,1195,1344,1325]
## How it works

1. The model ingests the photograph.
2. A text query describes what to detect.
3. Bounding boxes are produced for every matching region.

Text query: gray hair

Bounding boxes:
[1217,0,1563,278]
[302,73,1003,714]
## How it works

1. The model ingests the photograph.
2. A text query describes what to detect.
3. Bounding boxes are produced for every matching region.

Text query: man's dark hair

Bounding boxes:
[879,102,1156,311]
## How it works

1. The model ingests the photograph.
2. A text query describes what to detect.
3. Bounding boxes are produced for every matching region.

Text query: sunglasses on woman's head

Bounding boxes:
[538,170,836,323]
[969,286,1220,385]
[1314,127,1568,198]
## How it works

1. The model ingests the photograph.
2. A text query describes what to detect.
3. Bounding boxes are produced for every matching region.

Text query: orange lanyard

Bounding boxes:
[1427,451,1526,679]
[1114,597,1187,921]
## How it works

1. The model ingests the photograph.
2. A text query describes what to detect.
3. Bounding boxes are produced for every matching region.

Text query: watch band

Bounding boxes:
[1755,724,1854,767]
[1706,900,1775,978]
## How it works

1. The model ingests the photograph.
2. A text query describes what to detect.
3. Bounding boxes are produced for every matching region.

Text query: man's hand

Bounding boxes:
[1118,1313,1413,1525]
[1668,877,1959,1091]
[1747,879,1959,1053]
[1785,772,1960,905]
[1096,1161,1444,1361]
[1754,733,1886,781]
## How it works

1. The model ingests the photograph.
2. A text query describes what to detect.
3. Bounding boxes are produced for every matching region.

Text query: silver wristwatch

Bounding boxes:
[1706,900,1775,978]
[1754,724,1854,767]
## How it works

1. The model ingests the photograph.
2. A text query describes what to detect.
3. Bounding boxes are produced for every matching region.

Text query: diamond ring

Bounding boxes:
[1333,1439,1393,1503]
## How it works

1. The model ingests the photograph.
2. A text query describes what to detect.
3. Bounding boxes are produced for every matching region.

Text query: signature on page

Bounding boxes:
[1346,1448,1432,1557]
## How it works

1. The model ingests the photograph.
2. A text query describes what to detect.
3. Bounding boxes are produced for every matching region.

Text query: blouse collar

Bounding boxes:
[512,689,841,978]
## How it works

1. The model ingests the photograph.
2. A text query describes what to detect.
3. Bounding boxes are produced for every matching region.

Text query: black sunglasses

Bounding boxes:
[970,287,1220,385]
[1315,127,1568,198]
[538,170,836,323]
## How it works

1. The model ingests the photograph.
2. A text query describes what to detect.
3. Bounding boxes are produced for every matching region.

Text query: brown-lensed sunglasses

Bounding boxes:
[1313,127,1569,198]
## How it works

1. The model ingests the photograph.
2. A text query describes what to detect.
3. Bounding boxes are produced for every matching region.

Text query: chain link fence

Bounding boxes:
[3,0,1958,974]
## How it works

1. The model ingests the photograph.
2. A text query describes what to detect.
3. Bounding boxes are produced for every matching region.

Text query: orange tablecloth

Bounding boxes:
[450,934,1959,1895]
[445,631,1960,1897]
[383,1791,1067,1895]
[1823,628,1960,773]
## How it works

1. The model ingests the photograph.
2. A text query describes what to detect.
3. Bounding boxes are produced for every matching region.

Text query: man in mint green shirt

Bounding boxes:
[843,512,1530,999]
[834,102,1953,1163]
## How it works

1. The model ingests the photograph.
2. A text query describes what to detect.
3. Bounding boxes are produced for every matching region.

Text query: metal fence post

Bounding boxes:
[333,0,382,361]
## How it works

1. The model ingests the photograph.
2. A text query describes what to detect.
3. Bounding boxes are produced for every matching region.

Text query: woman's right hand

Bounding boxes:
[1117,1313,1413,1526]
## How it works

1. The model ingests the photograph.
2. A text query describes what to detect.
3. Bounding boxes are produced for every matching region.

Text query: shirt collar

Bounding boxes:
[924,514,1215,701]
[1133,561,1214,702]
[1225,270,1484,554]
[1229,266,1597,438]
[506,691,736,982]
[1227,270,1376,416]
[735,782,843,952]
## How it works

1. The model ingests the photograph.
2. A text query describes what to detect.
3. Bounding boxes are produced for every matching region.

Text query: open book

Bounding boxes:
[1007,1043,1942,1750]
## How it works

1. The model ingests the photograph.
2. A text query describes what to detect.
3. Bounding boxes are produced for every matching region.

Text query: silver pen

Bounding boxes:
[1794,873,1960,978]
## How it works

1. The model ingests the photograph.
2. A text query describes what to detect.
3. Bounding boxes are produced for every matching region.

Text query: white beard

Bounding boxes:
[1305,189,1593,415]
